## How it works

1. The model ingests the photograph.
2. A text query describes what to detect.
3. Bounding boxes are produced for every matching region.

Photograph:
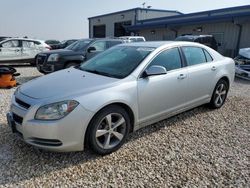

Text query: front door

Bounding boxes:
[137,47,188,124]
[0,40,22,63]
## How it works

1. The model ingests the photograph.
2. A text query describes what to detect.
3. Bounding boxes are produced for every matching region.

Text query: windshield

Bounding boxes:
[175,36,195,42]
[66,39,92,51]
[79,46,155,79]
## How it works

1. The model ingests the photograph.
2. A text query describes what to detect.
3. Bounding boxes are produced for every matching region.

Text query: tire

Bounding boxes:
[209,79,229,109]
[86,105,130,155]
[65,62,78,69]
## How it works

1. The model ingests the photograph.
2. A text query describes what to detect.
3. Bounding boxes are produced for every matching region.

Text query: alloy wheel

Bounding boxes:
[214,83,227,107]
[95,113,126,149]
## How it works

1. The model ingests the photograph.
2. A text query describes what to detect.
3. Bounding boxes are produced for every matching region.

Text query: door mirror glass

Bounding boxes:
[143,65,167,77]
[87,46,96,53]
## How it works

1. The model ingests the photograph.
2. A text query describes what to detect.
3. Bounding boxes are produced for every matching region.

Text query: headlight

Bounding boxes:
[35,100,79,120]
[14,87,20,96]
[47,54,59,62]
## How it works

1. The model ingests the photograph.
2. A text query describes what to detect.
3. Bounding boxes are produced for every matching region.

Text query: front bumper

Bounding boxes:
[7,93,94,152]
[37,62,65,74]
[36,54,64,74]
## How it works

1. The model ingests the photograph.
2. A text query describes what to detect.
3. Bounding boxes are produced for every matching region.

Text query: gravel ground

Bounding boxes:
[0,67,249,187]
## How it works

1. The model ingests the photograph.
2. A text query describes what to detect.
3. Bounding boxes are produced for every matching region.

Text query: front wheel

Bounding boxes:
[209,79,229,109]
[65,62,78,69]
[86,105,130,155]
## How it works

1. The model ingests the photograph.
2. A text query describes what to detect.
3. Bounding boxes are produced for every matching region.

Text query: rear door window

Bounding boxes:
[22,41,36,48]
[136,38,144,42]
[182,47,207,66]
[203,49,213,62]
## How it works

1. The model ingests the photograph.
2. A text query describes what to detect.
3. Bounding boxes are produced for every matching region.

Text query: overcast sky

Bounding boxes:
[0,0,249,40]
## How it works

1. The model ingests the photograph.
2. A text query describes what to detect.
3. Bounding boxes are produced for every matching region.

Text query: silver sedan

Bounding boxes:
[7,41,235,155]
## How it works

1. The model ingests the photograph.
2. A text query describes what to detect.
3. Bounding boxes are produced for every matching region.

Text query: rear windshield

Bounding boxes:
[175,36,195,42]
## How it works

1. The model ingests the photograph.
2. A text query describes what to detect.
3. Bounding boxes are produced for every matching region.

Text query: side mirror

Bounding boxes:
[142,65,167,78]
[87,46,96,53]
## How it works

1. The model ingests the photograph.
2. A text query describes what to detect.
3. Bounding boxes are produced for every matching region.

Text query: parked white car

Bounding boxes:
[0,38,50,65]
[7,41,235,155]
[119,36,146,42]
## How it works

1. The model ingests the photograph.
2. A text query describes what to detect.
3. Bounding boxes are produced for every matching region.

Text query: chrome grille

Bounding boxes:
[15,97,31,109]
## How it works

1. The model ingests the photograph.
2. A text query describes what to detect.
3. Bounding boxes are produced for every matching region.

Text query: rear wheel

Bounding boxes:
[209,79,229,109]
[86,105,130,155]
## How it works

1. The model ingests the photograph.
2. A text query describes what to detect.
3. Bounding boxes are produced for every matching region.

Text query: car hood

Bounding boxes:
[19,68,120,99]
[40,49,84,56]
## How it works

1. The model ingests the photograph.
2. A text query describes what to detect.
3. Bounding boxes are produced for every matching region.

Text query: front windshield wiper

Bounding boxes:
[80,68,120,79]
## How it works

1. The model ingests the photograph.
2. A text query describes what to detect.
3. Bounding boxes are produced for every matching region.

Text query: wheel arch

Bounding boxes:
[218,76,230,87]
[64,60,82,68]
[83,102,135,149]
[90,102,135,132]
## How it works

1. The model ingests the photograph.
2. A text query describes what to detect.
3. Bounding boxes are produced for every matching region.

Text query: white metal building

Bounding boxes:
[88,8,182,38]
[128,5,250,57]
[88,5,250,57]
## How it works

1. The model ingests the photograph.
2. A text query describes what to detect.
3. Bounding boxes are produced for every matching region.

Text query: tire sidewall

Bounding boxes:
[87,105,131,155]
[211,79,229,108]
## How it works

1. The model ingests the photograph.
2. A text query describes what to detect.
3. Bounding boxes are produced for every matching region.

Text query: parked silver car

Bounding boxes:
[7,41,235,154]
[0,38,50,65]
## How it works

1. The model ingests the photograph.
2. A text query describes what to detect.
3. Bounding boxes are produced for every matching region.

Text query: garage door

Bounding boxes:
[93,25,106,38]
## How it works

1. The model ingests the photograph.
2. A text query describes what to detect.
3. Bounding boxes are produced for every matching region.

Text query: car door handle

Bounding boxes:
[177,74,187,80]
[211,66,217,71]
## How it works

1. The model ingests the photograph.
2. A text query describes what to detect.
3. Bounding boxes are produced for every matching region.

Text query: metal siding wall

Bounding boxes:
[240,22,250,48]
[89,11,136,37]
[139,28,176,41]
[177,22,239,56]
[137,10,180,21]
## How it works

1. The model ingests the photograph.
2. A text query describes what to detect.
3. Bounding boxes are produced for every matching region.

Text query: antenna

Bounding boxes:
[142,2,146,8]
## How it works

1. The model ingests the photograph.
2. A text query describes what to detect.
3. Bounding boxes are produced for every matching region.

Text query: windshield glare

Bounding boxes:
[66,40,92,51]
[79,46,155,79]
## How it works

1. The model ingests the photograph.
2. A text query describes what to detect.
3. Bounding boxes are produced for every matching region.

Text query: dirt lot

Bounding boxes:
[0,67,249,187]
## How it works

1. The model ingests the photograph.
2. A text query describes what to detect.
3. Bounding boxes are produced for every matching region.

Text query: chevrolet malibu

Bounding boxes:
[7,42,235,155]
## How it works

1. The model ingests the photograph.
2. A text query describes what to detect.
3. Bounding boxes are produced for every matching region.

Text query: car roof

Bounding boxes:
[0,38,44,43]
[178,35,213,39]
[120,36,145,38]
[120,41,211,48]
[94,38,124,41]
[120,41,174,48]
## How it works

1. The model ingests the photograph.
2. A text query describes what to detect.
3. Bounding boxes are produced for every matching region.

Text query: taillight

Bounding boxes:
[46,46,52,50]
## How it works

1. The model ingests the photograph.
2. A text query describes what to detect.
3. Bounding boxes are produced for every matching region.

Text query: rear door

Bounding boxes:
[21,40,40,60]
[0,40,22,63]
[181,46,216,105]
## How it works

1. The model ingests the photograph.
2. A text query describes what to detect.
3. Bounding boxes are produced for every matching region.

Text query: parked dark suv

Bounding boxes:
[175,35,218,51]
[36,38,124,74]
